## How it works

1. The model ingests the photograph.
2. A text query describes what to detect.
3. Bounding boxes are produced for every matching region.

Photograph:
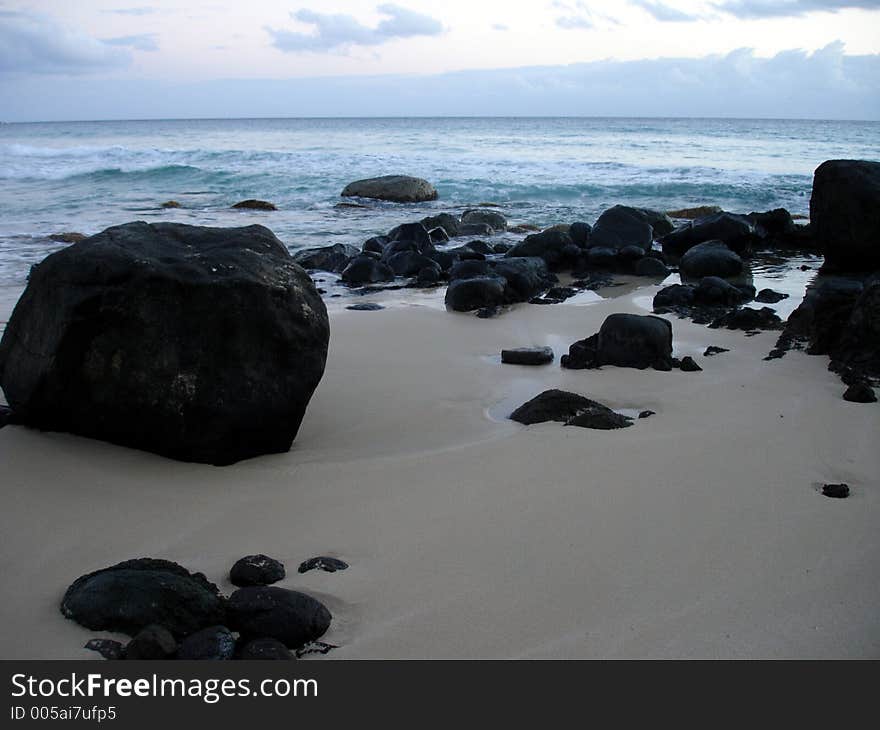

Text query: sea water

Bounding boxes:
[1,116,878,286]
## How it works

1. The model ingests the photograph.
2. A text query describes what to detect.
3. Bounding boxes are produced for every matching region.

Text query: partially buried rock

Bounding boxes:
[562,314,674,371]
[510,389,631,430]
[341,175,437,203]
[822,483,850,499]
[124,625,177,660]
[84,639,125,661]
[704,346,729,357]
[755,288,789,304]
[232,199,277,211]
[501,346,554,366]
[445,276,506,312]
[679,356,702,372]
[710,307,782,332]
[237,638,294,660]
[176,626,236,660]
[679,241,744,279]
[61,558,226,638]
[638,410,656,419]
[341,255,395,286]
[346,303,384,311]
[230,554,286,587]
[298,557,349,574]
[0,222,329,465]
[843,382,877,403]
[227,587,332,649]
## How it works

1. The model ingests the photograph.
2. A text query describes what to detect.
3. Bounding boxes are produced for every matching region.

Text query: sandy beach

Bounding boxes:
[1,278,878,660]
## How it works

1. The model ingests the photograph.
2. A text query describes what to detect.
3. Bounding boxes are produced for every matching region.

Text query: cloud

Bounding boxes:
[630,1,702,21]
[102,34,159,52]
[0,10,131,74]
[103,6,157,15]
[555,15,594,28]
[492,23,509,31]
[714,0,880,18]
[266,4,443,53]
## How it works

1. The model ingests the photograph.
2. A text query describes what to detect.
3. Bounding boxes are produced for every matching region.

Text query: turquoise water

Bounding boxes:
[1,116,878,285]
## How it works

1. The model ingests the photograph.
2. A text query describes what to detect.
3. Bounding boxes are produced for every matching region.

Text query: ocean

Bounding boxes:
[0,116,878,286]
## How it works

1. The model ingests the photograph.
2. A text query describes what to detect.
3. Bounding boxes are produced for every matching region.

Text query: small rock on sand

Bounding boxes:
[501,346,554,366]
[822,483,850,499]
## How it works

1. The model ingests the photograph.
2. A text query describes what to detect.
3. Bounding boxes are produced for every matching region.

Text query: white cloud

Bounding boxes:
[102,34,160,52]
[715,0,880,18]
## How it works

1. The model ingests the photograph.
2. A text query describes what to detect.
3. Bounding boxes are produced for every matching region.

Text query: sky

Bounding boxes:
[1,0,879,120]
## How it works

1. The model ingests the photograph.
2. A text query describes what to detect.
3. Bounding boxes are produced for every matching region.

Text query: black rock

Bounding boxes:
[561,314,674,371]
[589,206,654,252]
[476,306,500,319]
[298,557,349,574]
[237,637,295,660]
[465,239,495,255]
[634,256,669,278]
[447,246,486,261]
[415,266,441,286]
[457,223,495,237]
[295,641,338,658]
[362,236,389,254]
[341,175,437,203]
[445,276,506,312]
[230,554,286,587]
[569,221,592,248]
[679,356,703,372]
[653,283,696,309]
[843,382,877,403]
[660,212,759,257]
[755,288,789,304]
[84,639,125,660]
[61,558,226,638]
[694,276,750,306]
[176,626,236,660]
[822,483,850,499]
[680,241,744,279]
[586,247,618,268]
[449,259,491,281]
[811,160,880,272]
[341,255,395,285]
[638,410,656,419]
[462,208,507,232]
[387,222,434,253]
[232,199,277,211]
[346,303,384,311]
[747,208,796,238]
[565,409,633,430]
[428,226,450,243]
[505,229,576,270]
[0,222,329,465]
[493,242,512,254]
[510,389,628,429]
[426,250,457,272]
[125,624,177,660]
[501,346,554,366]
[0,404,13,429]
[385,251,437,277]
[710,307,782,331]
[227,587,332,649]
[421,213,460,239]
[489,257,554,302]
[293,243,358,273]
[704,346,729,356]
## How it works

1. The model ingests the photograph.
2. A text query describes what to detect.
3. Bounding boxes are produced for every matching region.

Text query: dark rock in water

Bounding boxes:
[561,314,674,371]
[660,212,759,257]
[653,283,696,309]
[710,307,782,331]
[501,346,554,366]
[679,356,703,372]
[695,276,750,306]
[493,242,512,254]
[341,175,437,203]
[49,231,87,243]
[510,389,625,427]
[298,556,349,574]
[232,199,277,211]
[421,213,460,238]
[61,558,226,638]
[505,229,575,270]
[334,201,370,209]
[843,382,877,403]
[565,409,633,430]
[230,554,286,587]
[176,626,236,660]
[638,410,655,419]
[462,208,507,231]
[447,246,486,261]
[590,205,654,252]
[445,276,506,312]
[428,227,450,243]
[811,160,880,272]
[465,239,495,255]
[704,346,729,356]
[84,639,125,660]
[822,483,850,499]
[458,223,495,237]
[667,205,722,220]
[680,241,744,279]
[387,222,434,253]
[293,243,358,273]
[569,221,592,248]
[747,208,794,238]
[161,200,182,209]
[532,285,577,304]
[237,637,295,660]
[341,255,395,285]
[125,625,177,660]
[362,236,389,254]
[755,288,789,304]
[0,222,329,465]
[227,587,331,649]
[346,303,384,311]
[385,251,437,277]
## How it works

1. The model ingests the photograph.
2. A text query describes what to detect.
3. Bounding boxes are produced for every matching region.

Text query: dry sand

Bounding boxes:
[1,281,878,659]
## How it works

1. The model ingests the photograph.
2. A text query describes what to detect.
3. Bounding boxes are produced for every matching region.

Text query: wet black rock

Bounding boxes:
[362,236,389,254]
[680,241,744,279]
[660,212,759,257]
[589,206,654,252]
[505,229,576,270]
[509,389,630,430]
[428,227,450,243]
[704,346,729,356]
[421,213,460,238]
[125,625,177,660]
[387,222,434,253]
[679,356,703,372]
[346,303,384,311]
[569,221,592,248]
[822,483,850,499]
[341,255,395,285]
[232,199,277,211]
[298,557,349,574]
[84,639,125,660]
[843,382,877,403]
[561,314,674,371]
[695,276,751,306]
[634,256,669,278]
[710,307,782,332]
[653,283,695,309]
[237,638,294,660]
[489,257,554,301]
[293,243,358,273]
[227,587,332,649]
[415,266,441,286]
[295,641,338,658]
[462,208,507,232]
[565,409,633,430]
[638,410,656,419]
[61,558,226,638]
[0,222,329,465]
[385,251,437,277]
[230,554,286,587]
[755,288,789,304]
[501,346,554,366]
[445,276,506,312]
[176,626,236,660]
[341,175,437,203]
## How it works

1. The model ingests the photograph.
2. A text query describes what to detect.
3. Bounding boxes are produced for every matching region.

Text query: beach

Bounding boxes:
[2,274,878,660]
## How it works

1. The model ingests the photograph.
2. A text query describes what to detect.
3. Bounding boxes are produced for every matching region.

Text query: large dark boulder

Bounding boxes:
[462,208,507,232]
[385,251,437,277]
[421,213,460,238]
[341,175,437,203]
[505,229,576,270]
[589,206,654,252]
[61,558,226,638]
[227,587,332,649]
[562,314,673,371]
[341,255,395,285]
[679,240,744,279]
[660,212,759,257]
[229,554,286,588]
[445,277,506,312]
[387,222,434,253]
[489,257,553,301]
[0,222,329,465]
[293,243,358,273]
[811,160,880,272]
[510,389,632,429]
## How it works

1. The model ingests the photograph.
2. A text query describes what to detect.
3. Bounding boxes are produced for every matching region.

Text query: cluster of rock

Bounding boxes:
[63,554,343,661]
